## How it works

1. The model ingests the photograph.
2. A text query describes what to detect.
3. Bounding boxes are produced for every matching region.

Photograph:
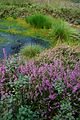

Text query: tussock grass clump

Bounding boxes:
[20,45,43,59]
[26,14,53,29]
[52,19,76,41]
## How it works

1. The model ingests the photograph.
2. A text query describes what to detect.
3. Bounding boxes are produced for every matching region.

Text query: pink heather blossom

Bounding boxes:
[49,93,57,100]
[73,83,80,93]
[0,58,80,104]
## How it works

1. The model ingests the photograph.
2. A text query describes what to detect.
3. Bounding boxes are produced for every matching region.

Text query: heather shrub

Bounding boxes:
[18,60,80,119]
[0,73,39,120]
[35,45,80,66]
[20,45,43,59]
[0,49,80,119]
[26,14,53,29]
[53,99,75,120]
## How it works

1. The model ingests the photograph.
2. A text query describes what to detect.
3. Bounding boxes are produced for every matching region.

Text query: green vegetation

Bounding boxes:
[0,18,27,32]
[0,0,80,120]
[26,14,53,29]
[20,45,43,59]
[0,37,8,43]
[0,45,80,120]
[52,19,76,42]
[0,16,80,47]
[71,0,80,3]
[0,0,80,24]
[53,99,75,120]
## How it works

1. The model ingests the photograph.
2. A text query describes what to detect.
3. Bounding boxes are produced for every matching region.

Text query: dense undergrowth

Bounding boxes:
[0,0,80,24]
[0,45,80,120]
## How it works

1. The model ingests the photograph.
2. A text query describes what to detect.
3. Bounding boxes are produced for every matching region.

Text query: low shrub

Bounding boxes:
[35,45,80,66]
[19,60,80,119]
[0,73,40,120]
[53,99,75,120]
[20,45,43,59]
[0,54,80,119]
[26,14,53,29]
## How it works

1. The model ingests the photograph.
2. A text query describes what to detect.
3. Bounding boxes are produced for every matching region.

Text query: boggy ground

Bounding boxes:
[0,1,80,120]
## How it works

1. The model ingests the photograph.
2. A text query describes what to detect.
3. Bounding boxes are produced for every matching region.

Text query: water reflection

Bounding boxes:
[0,32,50,58]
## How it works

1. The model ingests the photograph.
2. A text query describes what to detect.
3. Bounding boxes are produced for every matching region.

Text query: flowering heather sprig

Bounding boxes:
[19,60,80,90]
[18,60,80,114]
[19,59,80,118]
[0,59,80,98]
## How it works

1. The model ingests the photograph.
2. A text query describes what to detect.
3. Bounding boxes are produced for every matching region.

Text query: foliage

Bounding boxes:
[18,59,80,119]
[71,0,80,3]
[76,19,80,24]
[53,99,75,120]
[0,17,80,47]
[35,45,80,66]
[26,14,53,29]
[0,1,80,119]
[0,0,80,25]
[16,105,39,120]
[52,19,76,42]
[0,50,80,119]
[0,72,39,120]
[20,45,43,59]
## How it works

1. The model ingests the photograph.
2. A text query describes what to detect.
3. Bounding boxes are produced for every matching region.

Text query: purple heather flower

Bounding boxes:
[49,93,57,100]
[73,83,80,93]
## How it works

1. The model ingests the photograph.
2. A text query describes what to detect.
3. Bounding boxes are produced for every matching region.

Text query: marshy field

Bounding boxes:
[0,0,80,120]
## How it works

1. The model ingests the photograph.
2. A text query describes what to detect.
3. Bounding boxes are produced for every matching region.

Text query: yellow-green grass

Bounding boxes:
[0,17,30,29]
[0,17,51,41]
[0,38,8,43]
[0,17,80,47]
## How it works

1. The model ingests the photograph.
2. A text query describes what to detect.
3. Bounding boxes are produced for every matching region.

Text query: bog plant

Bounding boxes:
[52,19,76,42]
[26,14,53,29]
[20,45,43,59]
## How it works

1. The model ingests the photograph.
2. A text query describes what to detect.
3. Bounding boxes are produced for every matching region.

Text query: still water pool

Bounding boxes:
[0,32,50,58]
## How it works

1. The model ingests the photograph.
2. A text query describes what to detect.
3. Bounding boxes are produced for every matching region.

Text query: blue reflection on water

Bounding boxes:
[0,32,50,58]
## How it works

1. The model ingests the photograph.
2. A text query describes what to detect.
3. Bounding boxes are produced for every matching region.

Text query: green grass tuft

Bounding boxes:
[26,14,53,29]
[52,19,76,42]
[20,45,43,59]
